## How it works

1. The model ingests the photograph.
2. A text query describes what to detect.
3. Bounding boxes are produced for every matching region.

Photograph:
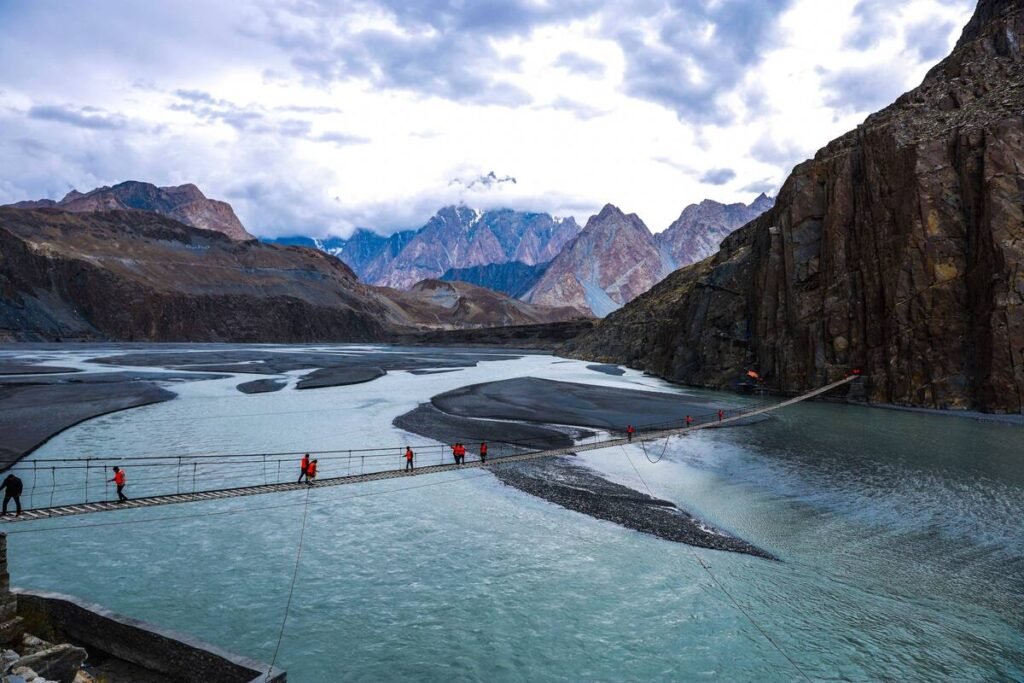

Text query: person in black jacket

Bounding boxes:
[1,474,23,516]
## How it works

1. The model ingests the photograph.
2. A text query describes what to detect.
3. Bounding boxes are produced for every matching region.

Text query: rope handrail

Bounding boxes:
[0,376,857,524]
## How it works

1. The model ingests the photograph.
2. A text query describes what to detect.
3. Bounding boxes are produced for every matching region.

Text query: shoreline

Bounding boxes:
[0,383,177,470]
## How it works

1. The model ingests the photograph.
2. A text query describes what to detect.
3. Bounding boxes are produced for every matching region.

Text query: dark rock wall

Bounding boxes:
[565,0,1024,413]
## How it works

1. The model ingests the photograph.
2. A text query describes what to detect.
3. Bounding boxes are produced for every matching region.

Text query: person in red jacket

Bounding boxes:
[298,453,310,484]
[306,459,318,485]
[109,466,128,503]
[626,425,635,442]
[405,446,414,472]
[456,443,466,466]
[685,415,694,427]
[717,409,724,422]
[479,442,488,464]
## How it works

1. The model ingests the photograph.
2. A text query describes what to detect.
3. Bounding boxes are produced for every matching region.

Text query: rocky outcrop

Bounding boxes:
[656,194,774,268]
[440,260,550,298]
[7,181,254,241]
[524,204,669,317]
[564,0,1024,413]
[11,643,87,683]
[0,208,389,342]
[376,278,586,329]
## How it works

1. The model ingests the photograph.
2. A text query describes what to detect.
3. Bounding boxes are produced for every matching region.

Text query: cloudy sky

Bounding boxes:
[0,0,973,237]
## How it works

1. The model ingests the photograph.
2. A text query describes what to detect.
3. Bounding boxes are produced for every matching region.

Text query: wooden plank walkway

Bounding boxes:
[0,376,856,524]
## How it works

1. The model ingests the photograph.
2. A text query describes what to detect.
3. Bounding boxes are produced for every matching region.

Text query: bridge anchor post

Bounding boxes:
[0,534,25,646]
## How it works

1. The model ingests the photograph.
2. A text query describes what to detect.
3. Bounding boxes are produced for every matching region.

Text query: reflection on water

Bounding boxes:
[4,346,1023,681]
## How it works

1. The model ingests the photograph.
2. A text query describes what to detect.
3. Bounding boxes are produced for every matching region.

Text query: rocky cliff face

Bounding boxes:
[525,205,670,317]
[656,194,774,268]
[0,208,387,342]
[8,181,254,241]
[564,0,1024,413]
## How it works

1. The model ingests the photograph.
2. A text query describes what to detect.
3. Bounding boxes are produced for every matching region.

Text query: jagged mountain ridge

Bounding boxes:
[564,0,1024,413]
[525,194,773,317]
[384,206,578,289]
[340,228,419,284]
[266,206,578,290]
[656,193,774,267]
[525,204,668,317]
[266,196,771,313]
[7,181,254,241]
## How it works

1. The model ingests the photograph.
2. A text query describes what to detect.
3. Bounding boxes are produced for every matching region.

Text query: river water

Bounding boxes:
[4,346,1023,681]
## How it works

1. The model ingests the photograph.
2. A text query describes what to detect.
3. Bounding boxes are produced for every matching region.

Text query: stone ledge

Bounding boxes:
[12,588,285,682]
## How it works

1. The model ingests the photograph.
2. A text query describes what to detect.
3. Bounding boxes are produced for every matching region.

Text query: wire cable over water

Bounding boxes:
[266,484,311,682]
[618,443,813,682]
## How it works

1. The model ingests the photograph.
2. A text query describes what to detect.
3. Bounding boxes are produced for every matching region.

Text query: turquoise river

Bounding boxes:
[3,346,1023,681]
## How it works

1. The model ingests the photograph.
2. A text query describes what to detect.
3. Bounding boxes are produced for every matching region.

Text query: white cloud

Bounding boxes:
[0,0,974,237]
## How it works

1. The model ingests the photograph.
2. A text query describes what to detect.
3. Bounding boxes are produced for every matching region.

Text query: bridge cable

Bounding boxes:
[639,435,671,464]
[266,484,311,682]
[618,444,812,682]
[29,462,37,509]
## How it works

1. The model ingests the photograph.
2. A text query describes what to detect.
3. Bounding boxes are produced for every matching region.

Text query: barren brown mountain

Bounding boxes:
[0,208,384,342]
[8,181,254,241]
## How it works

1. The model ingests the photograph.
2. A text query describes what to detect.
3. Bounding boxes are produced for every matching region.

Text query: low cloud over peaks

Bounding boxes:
[450,172,518,190]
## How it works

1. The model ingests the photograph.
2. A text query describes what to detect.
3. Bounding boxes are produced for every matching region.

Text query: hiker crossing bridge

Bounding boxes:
[0,376,857,525]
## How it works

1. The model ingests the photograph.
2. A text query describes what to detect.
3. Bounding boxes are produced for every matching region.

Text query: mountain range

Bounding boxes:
[0,207,585,342]
[4,179,774,327]
[565,0,1024,413]
[524,195,774,315]
[271,195,773,316]
[269,207,579,290]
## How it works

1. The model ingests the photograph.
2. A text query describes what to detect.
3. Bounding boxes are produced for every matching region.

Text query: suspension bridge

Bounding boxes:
[0,376,857,524]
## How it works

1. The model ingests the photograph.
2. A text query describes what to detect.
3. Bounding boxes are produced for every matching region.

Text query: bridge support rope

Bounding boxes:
[1,377,856,525]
